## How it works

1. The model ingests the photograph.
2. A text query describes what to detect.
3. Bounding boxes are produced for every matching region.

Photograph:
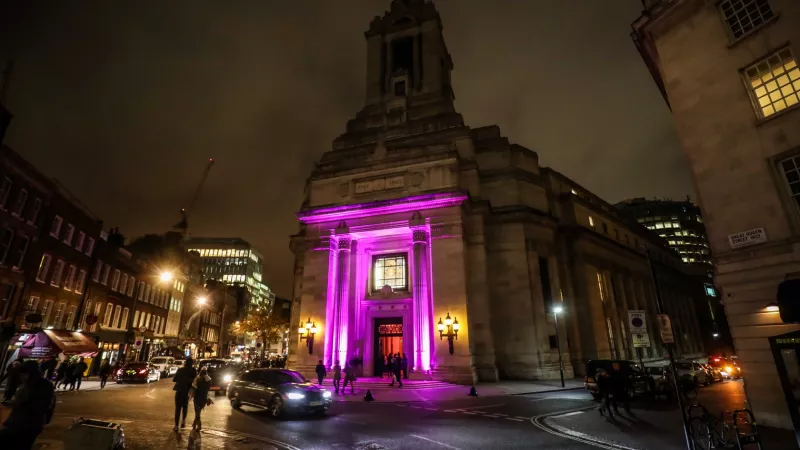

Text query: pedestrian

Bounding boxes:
[610,362,631,414]
[1,358,23,404]
[69,357,88,391]
[40,356,57,382]
[383,355,390,379]
[342,362,356,394]
[98,359,111,389]
[0,360,56,450]
[332,360,342,394]
[190,367,212,431]
[54,359,68,389]
[172,358,196,431]
[401,353,409,380]
[595,368,615,418]
[390,353,402,387]
[62,359,76,390]
[314,359,326,385]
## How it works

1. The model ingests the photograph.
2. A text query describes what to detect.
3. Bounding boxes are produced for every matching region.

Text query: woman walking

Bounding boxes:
[190,367,212,431]
[332,361,342,394]
[342,362,356,395]
[98,359,111,389]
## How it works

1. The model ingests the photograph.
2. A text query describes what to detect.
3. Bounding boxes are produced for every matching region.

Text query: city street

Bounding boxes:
[32,378,598,450]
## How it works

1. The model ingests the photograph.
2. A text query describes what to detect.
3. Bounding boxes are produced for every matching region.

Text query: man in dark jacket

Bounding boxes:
[0,360,55,449]
[69,357,88,391]
[172,358,196,431]
[1,358,23,404]
[314,360,326,385]
[401,354,409,379]
[609,362,631,414]
[39,357,57,382]
[389,353,402,387]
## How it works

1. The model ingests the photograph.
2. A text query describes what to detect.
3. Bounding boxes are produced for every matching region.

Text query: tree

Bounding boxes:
[230,307,286,360]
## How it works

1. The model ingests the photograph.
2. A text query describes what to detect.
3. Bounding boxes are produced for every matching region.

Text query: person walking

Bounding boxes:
[172,358,196,431]
[40,356,57,382]
[54,359,69,390]
[383,356,390,379]
[595,368,615,418]
[1,358,23,405]
[389,353,402,388]
[0,360,56,450]
[609,362,631,415]
[342,362,356,394]
[332,361,342,394]
[190,367,212,431]
[69,357,88,391]
[98,359,111,389]
[401,353,409,380]
[314,360,326,385]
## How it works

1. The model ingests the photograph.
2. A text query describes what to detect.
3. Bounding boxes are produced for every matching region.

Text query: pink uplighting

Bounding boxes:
[298,192,468,224]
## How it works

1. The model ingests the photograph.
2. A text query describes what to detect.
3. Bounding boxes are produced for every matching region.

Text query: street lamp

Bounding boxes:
[298,318,318,354]
[197,296,207,305]
[160,271,174,283]
[437,312,459,355]
[552,305,565,388]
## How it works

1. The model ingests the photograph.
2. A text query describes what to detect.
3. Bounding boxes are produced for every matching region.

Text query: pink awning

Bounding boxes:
[19,330,99,358]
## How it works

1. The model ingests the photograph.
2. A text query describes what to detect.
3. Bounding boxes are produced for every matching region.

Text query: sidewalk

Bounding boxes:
[330,377,584,403]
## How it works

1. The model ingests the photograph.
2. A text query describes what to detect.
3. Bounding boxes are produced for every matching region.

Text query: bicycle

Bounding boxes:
[687,404,762,449]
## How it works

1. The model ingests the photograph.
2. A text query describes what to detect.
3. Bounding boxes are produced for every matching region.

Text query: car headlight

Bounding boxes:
[323,391,332,398]
[223,374,232,383]
[286,393,305,400]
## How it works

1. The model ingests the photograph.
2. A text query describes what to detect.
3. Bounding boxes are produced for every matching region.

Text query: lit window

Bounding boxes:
[744,48,800,118]
[719,0,774,41]
[672,222,680,228]
[571,189,577,195]
[655,223,664,229]
[373,254,408,291]
[588,216,595,227]
[50,216,63,238]
[36,254,52,282]
[682,257,689,263]
[62,224,75,246]
[668,240,676,245]
[50,260,65,287]
[75,231,86,252]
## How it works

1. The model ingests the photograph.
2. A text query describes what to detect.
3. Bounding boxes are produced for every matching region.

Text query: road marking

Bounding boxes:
[514,416,529,420]
[531,405,641,450]
[456,403,506,411]
[334,416,368,426]
[411,434,462,450]
[506,418,524,422]
[559,411,585,418]
[462,411,477,415]
[425,407,438,411]
[444,409,458,412]
[484,414,502,418]
[494,413,508,417]
[409,405,422,409]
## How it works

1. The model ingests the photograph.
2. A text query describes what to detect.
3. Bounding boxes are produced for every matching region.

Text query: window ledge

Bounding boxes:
[727,14,780,49]
[756,103,800,127]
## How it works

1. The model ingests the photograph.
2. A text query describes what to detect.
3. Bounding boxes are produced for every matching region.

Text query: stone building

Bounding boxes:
[631,0,800,429]
[289,0,704,383]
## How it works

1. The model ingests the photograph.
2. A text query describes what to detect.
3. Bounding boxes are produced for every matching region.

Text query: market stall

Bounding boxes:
[19,330,99,374]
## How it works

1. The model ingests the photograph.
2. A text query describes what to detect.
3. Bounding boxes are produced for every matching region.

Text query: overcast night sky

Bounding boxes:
[0,1,694,297]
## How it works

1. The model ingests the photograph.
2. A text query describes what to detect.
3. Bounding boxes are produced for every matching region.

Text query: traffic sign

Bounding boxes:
[628,310,647,334]
[632,332,651,348]
[656,314,675,344]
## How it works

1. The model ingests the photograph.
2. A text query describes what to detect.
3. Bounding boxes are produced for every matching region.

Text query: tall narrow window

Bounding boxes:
[63,265,76,291]
[101,264,110,285]
[92,260,103,282]
[50,260,65,287]
[74,270,86,294]
[372,254,408,292]
[0,178,11,208]
[65,306,76,330]
[133,310,140,329]
[12,236,28,270]
[104,303,114,327]
[11,189,27,216]
[0,228,13,264]
[53,302,66,329]
[539,256,553,312]
[111,269,121,291]
[27,198,42,223]
[120,273,128,294]
[82,300,93,328]
[92,303,102,331]
[50,216,63,238]
[62,224,75,246]
[36,254,52,282]
[75,231,86,252]
[85,237,95,256]
[41,299,53,327]
[127,277,135,296]
[113,305,122,328]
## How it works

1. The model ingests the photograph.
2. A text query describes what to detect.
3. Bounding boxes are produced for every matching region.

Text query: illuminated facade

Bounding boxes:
[289,0,705,384]
[185,237,275,311]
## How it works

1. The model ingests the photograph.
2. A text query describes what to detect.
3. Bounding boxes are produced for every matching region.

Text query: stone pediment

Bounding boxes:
[365,0,441,38]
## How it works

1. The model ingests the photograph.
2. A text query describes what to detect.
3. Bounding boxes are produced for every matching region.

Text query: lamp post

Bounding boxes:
[437,312,459,355]
[298,317,318,354]
[553,305,565,388]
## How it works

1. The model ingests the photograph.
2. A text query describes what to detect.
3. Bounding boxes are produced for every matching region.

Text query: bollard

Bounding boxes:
[468,386,478,397]
[364,390,375,402]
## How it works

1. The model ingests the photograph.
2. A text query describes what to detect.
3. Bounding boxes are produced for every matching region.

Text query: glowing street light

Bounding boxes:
[437,312,459,355]
[552,304,565,388]
[160,271,174,283]
[299,318,318,354]
[197,296,207,305]
[766,303,780,312]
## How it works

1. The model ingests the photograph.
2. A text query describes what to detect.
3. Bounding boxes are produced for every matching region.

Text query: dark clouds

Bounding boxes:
[0,0,693,297]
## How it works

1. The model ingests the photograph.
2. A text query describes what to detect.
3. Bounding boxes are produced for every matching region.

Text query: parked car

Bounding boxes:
[584,359,654,400]
[228,369,332,418]
[674,361,708,386]
[116,362,160,383]
[702,364,724,382]
[150,356,178,378]
[707,356,742,379]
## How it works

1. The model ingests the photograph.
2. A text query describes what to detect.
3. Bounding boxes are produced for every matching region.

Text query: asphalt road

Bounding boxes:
[37,378,599,450]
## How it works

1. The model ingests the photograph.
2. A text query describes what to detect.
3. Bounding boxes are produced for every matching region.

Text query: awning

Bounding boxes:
[19,330,99,359]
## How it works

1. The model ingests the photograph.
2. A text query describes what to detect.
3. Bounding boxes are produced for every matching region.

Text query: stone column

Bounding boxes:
[412,227,432,371]
[332,235,352,367]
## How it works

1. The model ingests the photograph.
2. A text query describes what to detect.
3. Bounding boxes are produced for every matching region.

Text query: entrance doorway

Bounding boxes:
[769,330,800,439]
[374,317,403,376]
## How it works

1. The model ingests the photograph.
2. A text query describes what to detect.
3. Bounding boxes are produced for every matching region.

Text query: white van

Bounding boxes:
[150,356,178,377]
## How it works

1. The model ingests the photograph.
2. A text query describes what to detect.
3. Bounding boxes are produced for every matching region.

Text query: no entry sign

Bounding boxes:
[628,310,647,334]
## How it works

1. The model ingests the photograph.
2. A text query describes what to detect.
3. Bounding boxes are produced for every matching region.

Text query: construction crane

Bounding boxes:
[174,158,215,238]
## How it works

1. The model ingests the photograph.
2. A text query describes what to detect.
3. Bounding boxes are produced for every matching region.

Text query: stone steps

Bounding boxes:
[321,377,460,391]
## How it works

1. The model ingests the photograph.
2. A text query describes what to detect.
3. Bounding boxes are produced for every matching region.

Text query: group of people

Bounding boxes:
[381,353,408,387]
[594,362,632,418]
[172,358,213,432]
[315,360,356,394]
[0,359,56,449]
[52,357,89,391]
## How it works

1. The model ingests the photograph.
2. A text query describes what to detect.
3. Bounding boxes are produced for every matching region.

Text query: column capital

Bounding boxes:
[412,229,428,243]
[337,236,352,250]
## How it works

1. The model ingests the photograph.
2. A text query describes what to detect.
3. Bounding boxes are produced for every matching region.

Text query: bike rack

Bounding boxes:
[731,409,762,450]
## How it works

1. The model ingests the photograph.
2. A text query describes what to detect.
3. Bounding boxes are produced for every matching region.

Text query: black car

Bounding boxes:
[198,359,242,395]
[228,369,332,418]
[116,362,160,383]
[584,359,654,400]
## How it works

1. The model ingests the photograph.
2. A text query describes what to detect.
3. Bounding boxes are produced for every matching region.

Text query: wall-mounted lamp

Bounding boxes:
[298,317,318,354]
[437,312,459,355]
[766,303,780,312]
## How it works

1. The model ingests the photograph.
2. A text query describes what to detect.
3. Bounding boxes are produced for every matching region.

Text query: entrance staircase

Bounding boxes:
[340,377,459,391]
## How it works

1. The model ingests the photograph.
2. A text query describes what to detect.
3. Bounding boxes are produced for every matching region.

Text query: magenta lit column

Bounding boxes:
[332,236,351,367]
[412,228,432,371]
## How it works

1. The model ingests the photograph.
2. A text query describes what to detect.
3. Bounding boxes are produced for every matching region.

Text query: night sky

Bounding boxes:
[0,1,693,297]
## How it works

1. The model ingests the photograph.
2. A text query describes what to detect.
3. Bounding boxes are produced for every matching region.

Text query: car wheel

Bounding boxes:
[270,395,285,419]
[230,391,242,410]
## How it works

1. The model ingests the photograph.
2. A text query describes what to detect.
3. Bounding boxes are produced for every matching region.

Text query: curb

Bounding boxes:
[531,405,643,450]
[509,386,584,396]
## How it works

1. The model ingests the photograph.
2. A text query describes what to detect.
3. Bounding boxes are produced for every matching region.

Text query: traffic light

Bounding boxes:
[777,279,800,323]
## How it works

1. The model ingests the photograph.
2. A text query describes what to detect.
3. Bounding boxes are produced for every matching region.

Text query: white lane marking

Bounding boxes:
[531,405,640,450]
[444,409,458,412]
[411,434,462,450]
[506,418,524,422]
[514,416,529,420]
[462,412,477,415]
[425,407,438,411]
[484,414,502,418]
[559,411,585,418]
[334,416,368,426]
[409,405,422,409]
[456,403,506,411]
[493,413,508,417]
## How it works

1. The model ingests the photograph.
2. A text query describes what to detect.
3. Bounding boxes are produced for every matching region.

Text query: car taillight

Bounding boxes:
[139,369,147,375]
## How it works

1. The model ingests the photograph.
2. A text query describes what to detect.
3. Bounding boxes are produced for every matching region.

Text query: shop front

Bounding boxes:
[14,330,99,374]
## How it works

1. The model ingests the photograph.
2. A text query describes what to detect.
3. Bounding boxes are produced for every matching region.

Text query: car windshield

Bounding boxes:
[150,358,168,364]
[674,362,693,370]
[278,371,307,384]
[199,360,226,369]
[125,363,147,369]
